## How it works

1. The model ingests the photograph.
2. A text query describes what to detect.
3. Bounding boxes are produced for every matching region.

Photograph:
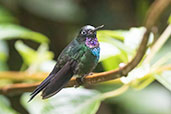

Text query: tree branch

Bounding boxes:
[0,0,170,95]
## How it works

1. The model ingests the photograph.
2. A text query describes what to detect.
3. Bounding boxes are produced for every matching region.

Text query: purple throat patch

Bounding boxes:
[85,37,99,48]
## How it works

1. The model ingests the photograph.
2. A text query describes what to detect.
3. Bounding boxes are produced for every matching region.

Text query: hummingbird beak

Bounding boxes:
[93,25,104,33]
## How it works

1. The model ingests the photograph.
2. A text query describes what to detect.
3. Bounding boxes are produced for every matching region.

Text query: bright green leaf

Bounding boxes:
[0,24,49,43]
[97,30,126,41]
[15,41,37,65]
[101,55,124,71]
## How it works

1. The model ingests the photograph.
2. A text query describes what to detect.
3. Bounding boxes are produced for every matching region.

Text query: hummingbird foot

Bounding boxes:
[74,77,85,88]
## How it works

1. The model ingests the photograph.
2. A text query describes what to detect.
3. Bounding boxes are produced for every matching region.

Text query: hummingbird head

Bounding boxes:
[77,25,104,48]
[78,25,104,38]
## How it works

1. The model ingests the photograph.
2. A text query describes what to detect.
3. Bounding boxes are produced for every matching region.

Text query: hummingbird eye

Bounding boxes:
[81,31,86,35]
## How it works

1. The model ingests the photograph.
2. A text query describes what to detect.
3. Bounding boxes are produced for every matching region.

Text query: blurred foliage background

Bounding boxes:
[0,0,171,114]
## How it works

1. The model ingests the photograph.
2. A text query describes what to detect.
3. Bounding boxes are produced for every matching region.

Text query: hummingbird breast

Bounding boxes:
[74,44,100,77]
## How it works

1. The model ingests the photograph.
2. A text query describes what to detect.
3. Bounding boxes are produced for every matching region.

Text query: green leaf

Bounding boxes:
[168,14,171,24]
[97,30,126,41]
[0,6,17,23]
[98,35,129,71]
[101,55,124,71]
[99,41,128,71]
[0,40,8,71]
[0,41,8,61]
[15,41,53,63]
[98,29,135,71]
[0,24,49,43]
[99,38,129,60]
[75,98,101,114]
[155,71,171,91]
[97,27,154,71]
[15,41,37,65]
[15,41,54,71]
[42,88,102,114]
[22,88,102,114]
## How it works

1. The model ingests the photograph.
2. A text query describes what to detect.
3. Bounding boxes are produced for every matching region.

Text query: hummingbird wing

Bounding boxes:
[29,39,84,101]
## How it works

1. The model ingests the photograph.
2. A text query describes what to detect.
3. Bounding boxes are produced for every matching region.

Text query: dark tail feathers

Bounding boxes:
[28,61,75,102]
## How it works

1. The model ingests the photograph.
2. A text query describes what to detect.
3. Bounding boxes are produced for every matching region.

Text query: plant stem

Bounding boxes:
[101,84,129,99]
[143,25,171,64]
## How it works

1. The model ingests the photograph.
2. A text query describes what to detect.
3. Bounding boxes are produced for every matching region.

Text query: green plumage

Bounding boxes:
[57,39,99,77]
[29,25,103,101]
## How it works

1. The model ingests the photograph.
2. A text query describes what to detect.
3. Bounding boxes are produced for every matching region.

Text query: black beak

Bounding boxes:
[93,25,104,33]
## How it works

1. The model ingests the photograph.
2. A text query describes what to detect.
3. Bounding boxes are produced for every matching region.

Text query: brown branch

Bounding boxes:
[0,71,47,81]
[144,0,171,29]
[0,0,170,95]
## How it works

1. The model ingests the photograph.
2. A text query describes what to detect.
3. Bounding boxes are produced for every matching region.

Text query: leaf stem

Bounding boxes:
[101,84,129,99]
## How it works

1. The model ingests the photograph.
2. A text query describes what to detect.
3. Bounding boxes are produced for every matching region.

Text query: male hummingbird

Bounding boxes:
[29,25,104,101]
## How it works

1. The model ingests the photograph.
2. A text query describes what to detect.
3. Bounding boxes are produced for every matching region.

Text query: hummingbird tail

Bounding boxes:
[28,74,52,102]
[41,61,76,99]
[28,60,76,102]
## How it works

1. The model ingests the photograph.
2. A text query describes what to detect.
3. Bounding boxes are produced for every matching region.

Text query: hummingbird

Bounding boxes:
[29,25,104,101]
